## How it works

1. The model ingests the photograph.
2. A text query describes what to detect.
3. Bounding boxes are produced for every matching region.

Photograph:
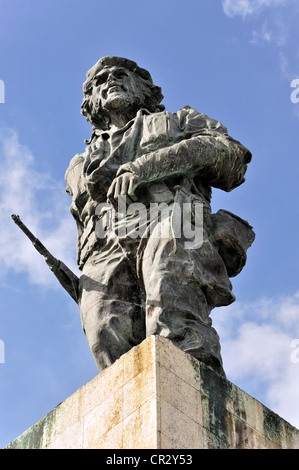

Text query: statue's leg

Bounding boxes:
[140,234,231,376]
[79,240,145,372]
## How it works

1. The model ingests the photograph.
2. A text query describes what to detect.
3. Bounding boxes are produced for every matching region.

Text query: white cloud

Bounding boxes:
[222,0,299,120]
[250,21,274,44]
[222,0,289,18]
[0,128,79,288]
[213,291,299,428]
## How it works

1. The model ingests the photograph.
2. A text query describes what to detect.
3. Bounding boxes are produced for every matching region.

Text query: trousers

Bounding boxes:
[78,219,232,377]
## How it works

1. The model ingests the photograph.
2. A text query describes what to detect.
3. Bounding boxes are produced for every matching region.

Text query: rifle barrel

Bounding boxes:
[11,214,50,256]
[11,214,79,303]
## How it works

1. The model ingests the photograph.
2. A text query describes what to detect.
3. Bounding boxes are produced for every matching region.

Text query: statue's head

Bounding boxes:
[81,56,165,129]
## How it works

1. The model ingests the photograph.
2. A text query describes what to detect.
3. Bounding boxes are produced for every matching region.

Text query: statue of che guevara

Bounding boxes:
[65,56,255,377]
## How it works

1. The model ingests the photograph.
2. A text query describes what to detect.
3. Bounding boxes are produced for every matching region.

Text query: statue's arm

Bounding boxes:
[65,154,88,265]
[114,107,251,195]
[116,131,251,194]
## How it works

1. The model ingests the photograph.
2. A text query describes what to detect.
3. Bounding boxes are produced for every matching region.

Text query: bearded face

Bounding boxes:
[81,60,165,129]
[89,66,151,121]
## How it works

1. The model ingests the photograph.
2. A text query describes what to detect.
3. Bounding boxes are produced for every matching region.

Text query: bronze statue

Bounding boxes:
[64,56,254,377]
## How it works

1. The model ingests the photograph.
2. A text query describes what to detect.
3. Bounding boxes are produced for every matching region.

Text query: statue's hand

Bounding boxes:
[107,172,138,208]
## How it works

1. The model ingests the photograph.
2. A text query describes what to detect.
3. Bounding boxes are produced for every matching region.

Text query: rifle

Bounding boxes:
[11,214,79,303]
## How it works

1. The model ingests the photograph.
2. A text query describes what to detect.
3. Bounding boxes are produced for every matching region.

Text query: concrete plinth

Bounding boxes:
[5,335,299,449]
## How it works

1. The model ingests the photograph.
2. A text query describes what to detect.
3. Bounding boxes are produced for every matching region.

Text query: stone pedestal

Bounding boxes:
[5,335,299,449]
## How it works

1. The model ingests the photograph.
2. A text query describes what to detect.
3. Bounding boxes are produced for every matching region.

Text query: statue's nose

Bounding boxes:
[107,72,117,83]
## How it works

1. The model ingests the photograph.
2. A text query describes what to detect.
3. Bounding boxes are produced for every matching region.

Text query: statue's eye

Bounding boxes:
[94,74,108,86]
[115,71,127,79]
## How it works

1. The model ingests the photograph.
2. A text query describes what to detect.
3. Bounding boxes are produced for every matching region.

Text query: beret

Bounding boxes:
[83,56,153,93]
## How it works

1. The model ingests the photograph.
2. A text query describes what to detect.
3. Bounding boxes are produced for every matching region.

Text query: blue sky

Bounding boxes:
[1,0,299,448]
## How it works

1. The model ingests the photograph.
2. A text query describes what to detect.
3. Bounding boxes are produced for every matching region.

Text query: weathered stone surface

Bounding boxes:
[5,336,299,449]
[64,56,255,378]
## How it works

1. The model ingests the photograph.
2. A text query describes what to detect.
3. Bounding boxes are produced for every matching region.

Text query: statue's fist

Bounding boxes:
[107,172,138,208]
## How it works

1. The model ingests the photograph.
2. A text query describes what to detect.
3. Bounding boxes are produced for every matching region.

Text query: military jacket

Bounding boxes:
[65,106,252,270]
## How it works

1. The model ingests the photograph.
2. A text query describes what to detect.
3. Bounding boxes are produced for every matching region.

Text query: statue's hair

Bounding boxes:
[80,56,165,130]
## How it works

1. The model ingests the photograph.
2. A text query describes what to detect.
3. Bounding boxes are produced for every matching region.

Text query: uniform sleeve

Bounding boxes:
[116,106,252,193]
[65,154,86,267]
